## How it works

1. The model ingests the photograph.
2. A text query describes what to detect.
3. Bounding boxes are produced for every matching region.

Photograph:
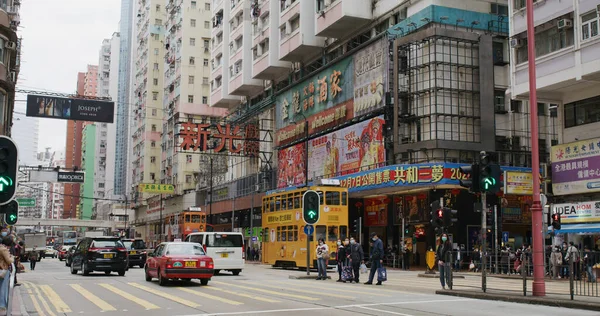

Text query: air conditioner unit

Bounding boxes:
[509,38,522,48]
[557,18,573,29]
[5,41,16,50]
[9,71,16,83]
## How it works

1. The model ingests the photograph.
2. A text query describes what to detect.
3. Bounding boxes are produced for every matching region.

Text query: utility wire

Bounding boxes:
[18,183,128,203]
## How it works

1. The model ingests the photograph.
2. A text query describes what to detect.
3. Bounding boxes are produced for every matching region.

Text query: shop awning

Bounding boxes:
[555,223,600,234]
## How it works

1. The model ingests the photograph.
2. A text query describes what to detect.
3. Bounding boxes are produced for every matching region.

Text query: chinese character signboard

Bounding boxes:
[178,122,259,156]
[364,198,388,226]
[308,116,385,181]
[353,38,387,117]
[552,201,600,224]
[505,171,533,195]
[276,57,354,131]
[551,137,600,195]
[26,95,115,123]
[138,183,175,194]
[277,142,306,188]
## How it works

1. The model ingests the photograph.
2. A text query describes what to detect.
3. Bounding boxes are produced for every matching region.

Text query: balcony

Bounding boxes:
[315,0,371,38]
[210,85,242,109]
[229,66,264,96]
[253,48,291,80]
[279,29,324,62]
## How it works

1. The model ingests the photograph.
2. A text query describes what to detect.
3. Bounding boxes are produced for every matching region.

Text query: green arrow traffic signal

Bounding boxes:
[0,136,18,205]
[307,210,317,219]
[0,176,13,192]
[302,190,320,225]
[482,177,496,190]
[1,200,18,225]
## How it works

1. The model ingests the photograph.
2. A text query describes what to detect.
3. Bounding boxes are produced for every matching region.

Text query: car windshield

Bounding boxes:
[91,240,123,248]
[165,244,205,256]
[122,240,146,250]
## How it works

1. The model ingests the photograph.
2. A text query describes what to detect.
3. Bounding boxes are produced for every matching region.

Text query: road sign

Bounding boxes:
[303,224,314,235]
[502,232,509,243]
[251,236,258,242]
[16,198,35,207]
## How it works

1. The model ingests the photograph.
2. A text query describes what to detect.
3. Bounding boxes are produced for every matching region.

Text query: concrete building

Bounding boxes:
[507,1,600,244]
[80,124,96,220]
[0,0,20,136]
[11,105,39,166]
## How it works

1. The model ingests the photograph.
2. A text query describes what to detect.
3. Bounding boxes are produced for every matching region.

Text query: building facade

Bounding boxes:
[80,124,96,220]
[0,0,20,136]
[11,106,39,166]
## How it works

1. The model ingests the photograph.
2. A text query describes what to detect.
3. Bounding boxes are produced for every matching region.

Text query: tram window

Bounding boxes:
[185,215,191,223]
[315,225,326,242]
[281,198,287,210]
[293,197,300,209]
[317,191,324,204]
[326,191,340,205]
[340,226,348,240]
[264,227,269,242]
[288,197,293,209]
[342,192,348,205]
[293,225,298,241]
[191,215,200,223]
[281,229,287,241]
[277,227,281,242]
[327,226,338,241]
[275,197,281,211]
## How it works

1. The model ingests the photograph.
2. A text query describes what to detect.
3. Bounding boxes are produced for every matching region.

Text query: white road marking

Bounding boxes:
[356,306,414,316]
[173,298,471,316]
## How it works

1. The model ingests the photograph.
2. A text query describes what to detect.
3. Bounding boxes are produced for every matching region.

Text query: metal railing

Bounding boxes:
[6,262,15,316]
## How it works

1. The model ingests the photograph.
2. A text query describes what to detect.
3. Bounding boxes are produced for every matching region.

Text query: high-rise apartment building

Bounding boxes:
[11,105,39,166]
[80,124,96,219]
[115,0,134,197]
[0,0,21,136]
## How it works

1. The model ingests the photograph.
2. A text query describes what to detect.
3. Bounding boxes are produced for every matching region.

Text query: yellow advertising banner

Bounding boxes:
[138,183,175,194]
[505,171,533,195]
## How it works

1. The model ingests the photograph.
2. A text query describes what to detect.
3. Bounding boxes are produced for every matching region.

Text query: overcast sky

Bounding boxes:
[18,0,121,153]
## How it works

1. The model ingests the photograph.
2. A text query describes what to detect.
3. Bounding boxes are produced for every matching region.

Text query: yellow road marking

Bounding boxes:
[23,283,52,316]
[211,281,320,301]
[24,282,58,316]
[127,282,202,308]
[205,286,280,303]
[99,283,160,310]
[177,287,243,305]
[266,280,390,296]
[240,281,349,299]
[69,284,117,312]
[39,284,72,313]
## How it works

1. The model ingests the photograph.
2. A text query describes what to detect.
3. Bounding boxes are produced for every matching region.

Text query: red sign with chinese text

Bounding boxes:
[178,122,259,156]
[364,198,388,226]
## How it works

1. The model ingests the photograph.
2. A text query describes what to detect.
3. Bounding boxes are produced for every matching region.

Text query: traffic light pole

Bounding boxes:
[481,193,487,293]
[494,205,499,274]
[306,232,310,276]
[401,217,405,270]
[526,0,546,297]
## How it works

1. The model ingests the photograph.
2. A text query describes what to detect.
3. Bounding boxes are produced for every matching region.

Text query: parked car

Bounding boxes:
[65,246,76,267]
[70,237,128,276]
[44,246,57,258]
[145,242,214,286]
[121,239,147,268]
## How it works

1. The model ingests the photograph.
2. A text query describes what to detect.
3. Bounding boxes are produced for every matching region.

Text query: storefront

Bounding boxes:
[553,200,600,249]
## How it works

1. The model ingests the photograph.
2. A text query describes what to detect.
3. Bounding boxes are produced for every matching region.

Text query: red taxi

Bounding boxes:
[58,245,73,261]
[145,242,214,286]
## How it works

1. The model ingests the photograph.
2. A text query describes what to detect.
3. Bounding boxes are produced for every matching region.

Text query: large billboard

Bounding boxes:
[26,94,115,123]
[551,137,600,195]
[552,201,600,224]
[277,142,306,189]
[308,116,385,181]
[353,37,387,117]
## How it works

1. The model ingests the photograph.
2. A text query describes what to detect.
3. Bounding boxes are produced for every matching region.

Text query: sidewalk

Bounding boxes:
[437,288,600,312]
[9,285,28,316]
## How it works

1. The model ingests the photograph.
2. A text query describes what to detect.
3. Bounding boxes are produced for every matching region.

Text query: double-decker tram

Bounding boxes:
[164,207,213,241]
[262,181,349,268]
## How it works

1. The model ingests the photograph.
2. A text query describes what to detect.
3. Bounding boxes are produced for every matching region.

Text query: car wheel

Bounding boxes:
[200,279,209,286]
[59,258,63,261]
[105,271,111,275]
[214,269,220,275]
[139,264,144,269]
[158,270,167,286]
[118,270,126,276]
[232,270,241,276]
[70,263,78,275]
[144,267,152,282]
[82,262,90,276]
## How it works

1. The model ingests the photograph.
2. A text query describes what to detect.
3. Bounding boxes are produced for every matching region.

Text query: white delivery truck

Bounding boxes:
[23,232,46,262]
[84,230,106,238]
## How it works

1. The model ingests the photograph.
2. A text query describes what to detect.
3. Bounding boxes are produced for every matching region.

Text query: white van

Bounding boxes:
[184,232,245,275]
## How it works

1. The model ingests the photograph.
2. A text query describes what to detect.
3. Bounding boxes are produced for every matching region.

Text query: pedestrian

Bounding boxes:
[561,242,569,278]
[584,247,596,283]
[365,232,384,285]
[402,242,410,270]
[436,233,451,290]
[29,247,39,271]
[348,236,364,283]
[550,246,563,279]
[315,238,329,280]
[500,246,509,274]
[565,242,580,280]
[0,241,13,313]
[335,239,345,282]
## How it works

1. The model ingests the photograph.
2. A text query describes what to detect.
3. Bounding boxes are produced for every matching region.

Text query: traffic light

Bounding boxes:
[479,152,502,194]
[459,163,480,193]
[352,219,359,233]
[443,208,458,227]
[430,200,440,228]
[404,224,411,235]
[302,190,320,225]
[551,213,561,230]
[1,200,18,225]
[0,136,18,205]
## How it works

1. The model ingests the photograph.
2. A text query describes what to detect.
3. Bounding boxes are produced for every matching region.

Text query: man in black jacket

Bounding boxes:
[348,237,364,283]
[366,232,384,285]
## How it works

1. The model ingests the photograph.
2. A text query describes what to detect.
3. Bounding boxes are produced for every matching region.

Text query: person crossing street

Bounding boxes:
[348,237,364,283]
[365,232,384,285]
[29,247,39,271]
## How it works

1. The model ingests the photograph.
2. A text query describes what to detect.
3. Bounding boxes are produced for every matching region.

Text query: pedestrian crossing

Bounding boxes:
[19,277,402,315]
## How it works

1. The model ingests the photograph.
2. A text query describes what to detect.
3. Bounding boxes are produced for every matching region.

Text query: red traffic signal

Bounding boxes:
[551,213,561,230]
[437,209,443,218]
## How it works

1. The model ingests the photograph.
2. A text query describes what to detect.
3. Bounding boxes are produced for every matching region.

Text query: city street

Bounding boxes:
[12,259,598,316]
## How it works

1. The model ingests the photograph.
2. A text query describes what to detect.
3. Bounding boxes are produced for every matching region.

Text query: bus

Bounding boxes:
[164,209,213,241]
[262,184,349,268]
[63,231,78,246]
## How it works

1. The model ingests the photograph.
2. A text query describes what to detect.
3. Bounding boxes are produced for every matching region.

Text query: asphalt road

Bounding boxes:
[13,258,598,316]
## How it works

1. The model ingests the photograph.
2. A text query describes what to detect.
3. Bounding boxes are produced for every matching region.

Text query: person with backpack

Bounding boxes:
[365,232,384,285]
[565,242,580,280]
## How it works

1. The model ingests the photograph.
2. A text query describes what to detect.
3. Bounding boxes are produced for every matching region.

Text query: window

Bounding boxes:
[325,191,340,205]
[152,91,158,100]
[191,1,197,9]
[582,11,599,41]
[154,34,159,40]
[153,63,159,70]
[190,56,195,65]
[151,124,157,132]
[494,90,506,112]
[203,77,209,84]
[203,58,209,66]
[190,38,196,46]
[186,175,193,183]
[186,154,192,163]
[155,19,162,26]
[152,109,157,116]
[205,21,210,29]
[205,3,210,10]
[564,95,600,128]
[150,156,156,163]
[207,234,243,247]
[188,75,195,84]
[98,183,105,188]
[154,48,159,55]
[188,95,194,103]
[290,16,300,32]
[491,3,508,16]
[156,4,160,11]
[516,23,575,63]
[202,96,208,104]
[151,141,156,147]
[537,103,547,116]
[191,19,196,27]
